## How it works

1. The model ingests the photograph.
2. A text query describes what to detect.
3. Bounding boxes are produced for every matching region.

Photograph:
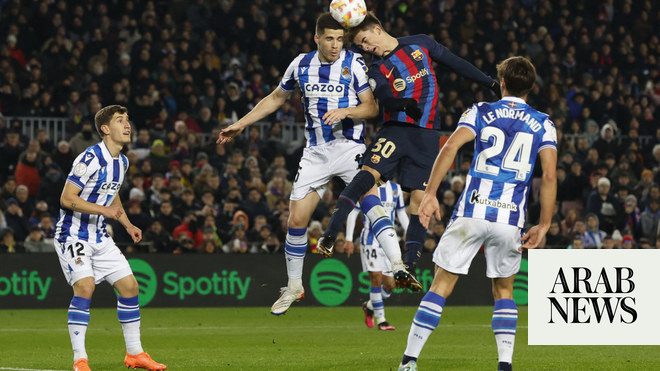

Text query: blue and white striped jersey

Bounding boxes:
[359,182,406,246]
[452,97,557,228]
[279,49,369,147]
[55,141,129,244]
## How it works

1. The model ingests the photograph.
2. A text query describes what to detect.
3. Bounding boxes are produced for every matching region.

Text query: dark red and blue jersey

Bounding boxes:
[368,34,494,130]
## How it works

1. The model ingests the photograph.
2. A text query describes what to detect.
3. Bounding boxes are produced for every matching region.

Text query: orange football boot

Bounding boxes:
[73,358,91,371]
[124,352,167,370]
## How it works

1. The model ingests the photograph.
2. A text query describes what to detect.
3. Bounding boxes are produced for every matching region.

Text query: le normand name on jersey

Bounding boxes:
[482,107,544,132]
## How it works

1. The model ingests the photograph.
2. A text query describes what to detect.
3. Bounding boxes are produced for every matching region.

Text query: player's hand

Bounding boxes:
[345,241,354,258]
[520,224,549,251]
[418,193,441,229]
[402,98,422,121]
[217,123,245,144]
[322,108,349,125]
[126,224,142,244]
[103,205,123,220]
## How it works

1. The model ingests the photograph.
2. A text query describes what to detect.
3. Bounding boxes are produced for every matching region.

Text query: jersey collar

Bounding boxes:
[501,96,526,104]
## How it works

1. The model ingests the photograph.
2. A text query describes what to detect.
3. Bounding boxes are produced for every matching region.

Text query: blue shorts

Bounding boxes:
[364,122,440,192]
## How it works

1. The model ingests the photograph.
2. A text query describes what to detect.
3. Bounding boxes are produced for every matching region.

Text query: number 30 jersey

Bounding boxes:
[55,141,129,244]
[452,96,557,228]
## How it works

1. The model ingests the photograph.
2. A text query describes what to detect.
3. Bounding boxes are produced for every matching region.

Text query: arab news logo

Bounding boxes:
[310,259,352,306]
[128,258,157,307]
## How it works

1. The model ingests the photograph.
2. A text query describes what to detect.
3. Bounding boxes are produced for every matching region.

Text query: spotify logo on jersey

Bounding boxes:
[128,259,157,307]
[310,259,353,306]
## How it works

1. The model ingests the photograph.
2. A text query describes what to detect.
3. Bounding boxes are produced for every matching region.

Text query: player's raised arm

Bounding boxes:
[521,147,557,250]
[217,87,290,143]
[424,36,500,96]
[418,127,475,228]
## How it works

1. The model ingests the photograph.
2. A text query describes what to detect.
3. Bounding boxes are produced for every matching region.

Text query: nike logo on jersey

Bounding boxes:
[385,67,395,79]
[423,181,428,187]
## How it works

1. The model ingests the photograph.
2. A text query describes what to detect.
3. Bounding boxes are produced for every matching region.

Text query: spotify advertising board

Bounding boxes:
[0,254,493,308]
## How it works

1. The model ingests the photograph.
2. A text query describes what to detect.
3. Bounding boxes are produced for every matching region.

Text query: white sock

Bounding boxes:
[117,296,143,355]
[68,296,90,362]
[492,299,518,363]
[370,286,385,321]
[404,291,445,358]
[284,227,307,283]
[363,201,402,266]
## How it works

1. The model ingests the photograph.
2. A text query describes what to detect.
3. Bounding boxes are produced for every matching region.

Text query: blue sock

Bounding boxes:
[492,299,517,363]
[404,291,446,359]
[362,194,403,265]
[325,170,375,236]
[404,214,425,267]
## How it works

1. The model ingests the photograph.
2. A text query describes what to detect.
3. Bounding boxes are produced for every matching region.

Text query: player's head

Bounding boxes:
[315,12,344,63]
[496,56,536,98]
[94,104,130,144]
[347,12,388,56]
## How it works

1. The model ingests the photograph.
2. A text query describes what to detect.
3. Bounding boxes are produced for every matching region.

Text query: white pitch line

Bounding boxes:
[0,367,68,371]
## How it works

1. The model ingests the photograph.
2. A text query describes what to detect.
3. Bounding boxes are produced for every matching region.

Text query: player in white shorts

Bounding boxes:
[218,13,379,315]
[54,105,166,371]
[346,181,409,330]
[398,57,557,371]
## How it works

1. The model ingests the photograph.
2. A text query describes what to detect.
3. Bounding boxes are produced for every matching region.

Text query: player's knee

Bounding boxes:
[287,215,308,229]
[115,276,139,297]
[73,279,95,299]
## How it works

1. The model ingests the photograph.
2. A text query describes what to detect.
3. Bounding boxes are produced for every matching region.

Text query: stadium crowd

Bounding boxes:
[0,0,659,254]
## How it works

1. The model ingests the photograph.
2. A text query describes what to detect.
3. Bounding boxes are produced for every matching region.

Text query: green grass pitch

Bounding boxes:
[1,306,658,370]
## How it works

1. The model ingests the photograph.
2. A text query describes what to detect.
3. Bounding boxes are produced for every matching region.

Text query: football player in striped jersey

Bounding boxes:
[55,105,166,371]
[398,57,557,371]
[218,13,381,316]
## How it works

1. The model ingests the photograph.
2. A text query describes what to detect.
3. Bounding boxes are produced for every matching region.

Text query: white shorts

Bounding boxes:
[360,241,393,277]
[54,238,133,286]
[432,217,522,278]
[290,139,366,201]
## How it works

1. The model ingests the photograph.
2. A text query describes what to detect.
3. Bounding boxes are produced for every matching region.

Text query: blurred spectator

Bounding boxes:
[23,225,51,253]
[3,198,29,241]
[52,141,75,175]
[545,220,569,249]
[584,213,607,249]
[585,177,620,234]
[0,227,20,253]
[144,220,173,253]
[641,198,660,246]
[69,122,98,156]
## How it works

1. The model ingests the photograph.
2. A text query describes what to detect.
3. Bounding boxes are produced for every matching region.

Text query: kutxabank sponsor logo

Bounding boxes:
[310,259,352,306]
[528,250,660,345]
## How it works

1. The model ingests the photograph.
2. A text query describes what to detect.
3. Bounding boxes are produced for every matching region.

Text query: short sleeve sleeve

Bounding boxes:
[539,118,558,151]
[352,55,370,95]
[456,104,478,136]
[279,56,300,92]
[67,150,100,189]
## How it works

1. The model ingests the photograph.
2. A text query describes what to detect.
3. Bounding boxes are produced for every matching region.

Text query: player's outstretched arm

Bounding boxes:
[111,195,142,243]
[60,182,123,219]
[217,87,289,144]
[322,89,379,125]
[521,148,557,250]
[418,127,475,228]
